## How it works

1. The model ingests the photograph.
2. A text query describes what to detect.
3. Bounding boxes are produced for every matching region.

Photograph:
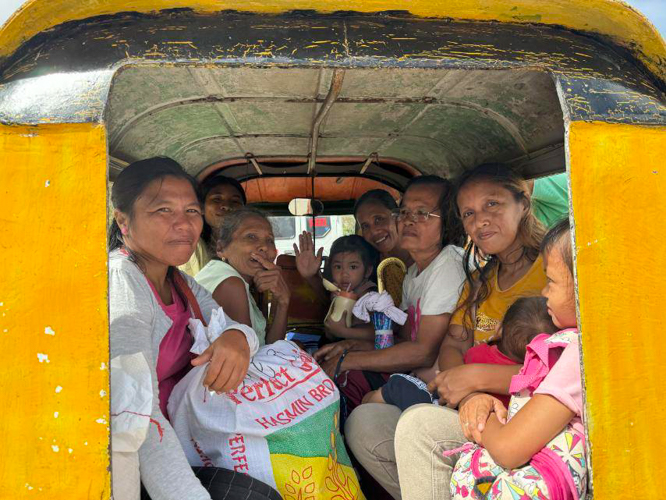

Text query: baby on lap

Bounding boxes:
[362,296,557,410]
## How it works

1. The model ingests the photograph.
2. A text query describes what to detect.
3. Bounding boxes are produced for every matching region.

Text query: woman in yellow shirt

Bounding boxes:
[432,163,547,404]
[394,163,550,500]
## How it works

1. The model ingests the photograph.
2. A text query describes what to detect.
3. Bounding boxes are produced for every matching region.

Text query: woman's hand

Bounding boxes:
[458,393,507,444]
[293,231,324,278]
[251,253,290,306]
[319,351,348,379]
[191,330,250,393]
[427,364,479,408]
[314,339,371,363]
[315,339,374,378]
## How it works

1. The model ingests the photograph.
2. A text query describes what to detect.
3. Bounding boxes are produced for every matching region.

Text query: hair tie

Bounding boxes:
[334,349,350,382]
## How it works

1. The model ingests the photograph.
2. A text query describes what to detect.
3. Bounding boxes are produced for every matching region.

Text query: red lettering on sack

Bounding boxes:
[290,350,316,373]
[228,434,249,474]
[227,366,317,405]
[309,378,336,402]
[224,391,242,405]
[265,366,322,402]
[255,415,281,430]
[234,462,249,473]
[254,395,316,429]
[191,439,214,467]
[240,384,256,401]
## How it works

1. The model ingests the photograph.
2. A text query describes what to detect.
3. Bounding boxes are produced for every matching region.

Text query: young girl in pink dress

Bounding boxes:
[449,218,587,500]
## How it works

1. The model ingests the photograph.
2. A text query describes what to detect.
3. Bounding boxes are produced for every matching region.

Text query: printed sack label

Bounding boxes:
[169,339,365,500]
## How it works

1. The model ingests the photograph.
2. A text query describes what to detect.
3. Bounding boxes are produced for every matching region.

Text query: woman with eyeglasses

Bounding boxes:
[314,175,466,485]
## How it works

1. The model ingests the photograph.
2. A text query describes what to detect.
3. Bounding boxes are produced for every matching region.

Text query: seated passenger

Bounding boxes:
[195,208,290,345]
[322,235,378,341]
[181,174,246,276]
[448,219,587,500]
[314,175,467,418]
[362,296,557,411]
[348,164,548,500]
[354,189,414,268]
[108,158,278,500]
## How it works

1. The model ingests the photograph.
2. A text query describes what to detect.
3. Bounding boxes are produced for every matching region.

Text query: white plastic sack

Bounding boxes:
[110,353,152,452]
[110,353,152,500]
[111,452,140,500]
[168,313,364,499]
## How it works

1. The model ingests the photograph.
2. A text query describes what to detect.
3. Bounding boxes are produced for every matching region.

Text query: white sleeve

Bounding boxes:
[222,316,260,357]
[419,254,466,316]
[109,266,211,500]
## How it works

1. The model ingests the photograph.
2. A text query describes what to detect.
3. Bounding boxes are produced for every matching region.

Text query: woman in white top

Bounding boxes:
[313,176,466,415]
[196,208,291,345]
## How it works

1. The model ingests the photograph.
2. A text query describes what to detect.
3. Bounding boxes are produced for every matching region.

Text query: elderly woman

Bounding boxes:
[314,174,466,420]
[181,174,246,276]
[109,157,279,500]
[195,208,291,345]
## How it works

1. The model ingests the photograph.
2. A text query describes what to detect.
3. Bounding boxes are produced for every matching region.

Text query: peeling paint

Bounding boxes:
[0,123,110,498]
[1,11,663,132]
[569,122,666,498]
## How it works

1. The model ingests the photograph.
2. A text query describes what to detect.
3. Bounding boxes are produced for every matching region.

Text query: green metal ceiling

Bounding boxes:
[107,66,565,179]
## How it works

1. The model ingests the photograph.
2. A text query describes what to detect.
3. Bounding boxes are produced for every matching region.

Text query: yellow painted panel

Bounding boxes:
[568,121,666,497]
[0,0,664,83]
[0,123,110,499]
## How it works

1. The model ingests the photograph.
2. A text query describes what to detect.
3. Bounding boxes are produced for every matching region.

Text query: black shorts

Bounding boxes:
[380,373,438,412]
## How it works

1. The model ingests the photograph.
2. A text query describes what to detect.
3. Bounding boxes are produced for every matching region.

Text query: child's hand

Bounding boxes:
[458,393,507,443]
[362,389,385,405]
[293,231,324,278]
